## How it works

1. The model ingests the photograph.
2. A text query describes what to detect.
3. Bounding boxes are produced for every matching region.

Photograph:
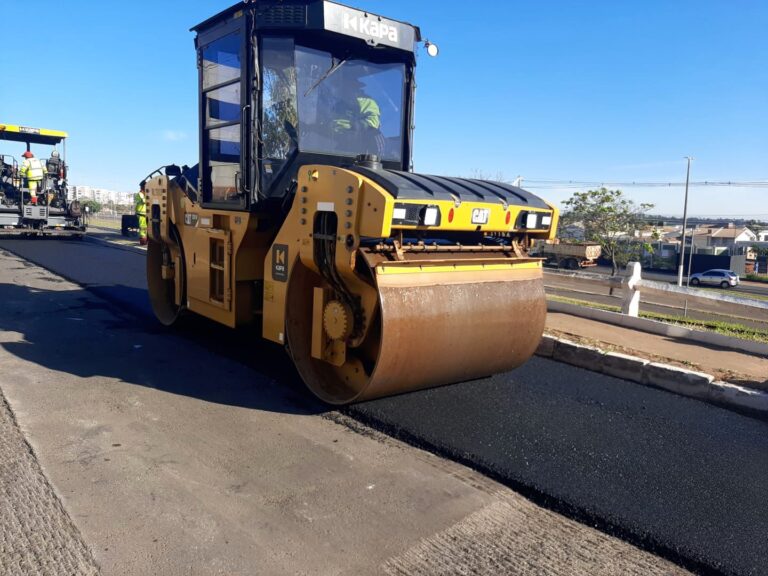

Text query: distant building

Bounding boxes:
[67,185,134,206]
[706,224,757,247]
[665,224,757,256]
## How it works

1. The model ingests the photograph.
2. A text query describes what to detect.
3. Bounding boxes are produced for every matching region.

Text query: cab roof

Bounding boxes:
[192,0,420,53]
[0,124,67,146]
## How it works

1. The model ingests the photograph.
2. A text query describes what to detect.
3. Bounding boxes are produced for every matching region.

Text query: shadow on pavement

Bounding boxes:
[0,280,326,416]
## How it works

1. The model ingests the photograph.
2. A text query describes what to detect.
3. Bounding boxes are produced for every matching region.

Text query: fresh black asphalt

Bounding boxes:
[2,236,767,576]
[348,361,768,576]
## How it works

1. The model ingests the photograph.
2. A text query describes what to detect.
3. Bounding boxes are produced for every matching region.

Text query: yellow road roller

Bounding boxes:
[144,0,559,404]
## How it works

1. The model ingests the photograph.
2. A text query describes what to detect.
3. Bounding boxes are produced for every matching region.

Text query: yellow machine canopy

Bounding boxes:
[0,124,68,146]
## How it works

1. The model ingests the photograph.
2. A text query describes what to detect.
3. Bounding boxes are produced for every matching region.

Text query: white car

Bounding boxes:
[689,269,740,288]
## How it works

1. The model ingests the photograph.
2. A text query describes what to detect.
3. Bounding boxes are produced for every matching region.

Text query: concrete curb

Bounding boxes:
[536,335,768,417]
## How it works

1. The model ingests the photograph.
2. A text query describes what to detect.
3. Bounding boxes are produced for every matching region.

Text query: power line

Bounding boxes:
[640,213,768,219]
[522,179,768,188]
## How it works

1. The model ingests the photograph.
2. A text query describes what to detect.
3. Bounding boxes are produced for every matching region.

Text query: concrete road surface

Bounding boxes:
[2,237,768,575]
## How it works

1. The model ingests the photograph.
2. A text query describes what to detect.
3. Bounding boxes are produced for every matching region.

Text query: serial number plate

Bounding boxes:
[471,208,490,224]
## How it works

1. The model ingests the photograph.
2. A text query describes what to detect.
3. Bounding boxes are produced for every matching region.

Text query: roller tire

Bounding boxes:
[147,226,186,326]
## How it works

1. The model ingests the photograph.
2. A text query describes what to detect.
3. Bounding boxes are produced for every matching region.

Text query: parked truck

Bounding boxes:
[532,240,601,269]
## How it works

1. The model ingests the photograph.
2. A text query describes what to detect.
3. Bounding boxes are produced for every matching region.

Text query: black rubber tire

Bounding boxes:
[147,226,186,326]
[720,281,730,289]
[690,278,700,286]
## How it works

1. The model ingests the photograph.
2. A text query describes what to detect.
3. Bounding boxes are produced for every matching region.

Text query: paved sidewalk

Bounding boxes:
[546,312,768,390]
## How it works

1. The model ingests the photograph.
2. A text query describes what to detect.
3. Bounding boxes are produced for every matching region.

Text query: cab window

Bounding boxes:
[259,37,407,192]
[201,32,243,205]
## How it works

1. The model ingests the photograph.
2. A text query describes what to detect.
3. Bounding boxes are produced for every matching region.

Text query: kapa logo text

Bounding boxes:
[342,13,398,43]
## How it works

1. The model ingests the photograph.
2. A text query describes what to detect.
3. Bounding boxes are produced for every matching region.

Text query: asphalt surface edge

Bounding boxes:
[537,334,768,419]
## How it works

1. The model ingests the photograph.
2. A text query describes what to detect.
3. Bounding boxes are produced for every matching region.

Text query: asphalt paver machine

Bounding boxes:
[0,124,85,237]
[145,0,560,403]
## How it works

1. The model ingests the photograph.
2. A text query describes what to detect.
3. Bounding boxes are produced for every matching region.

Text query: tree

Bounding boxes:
[262,65,298,160]
[79,199,102,215]
[560,188,654,275]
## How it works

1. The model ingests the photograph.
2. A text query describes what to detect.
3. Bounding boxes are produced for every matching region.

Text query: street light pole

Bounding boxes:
[677,156,693,286]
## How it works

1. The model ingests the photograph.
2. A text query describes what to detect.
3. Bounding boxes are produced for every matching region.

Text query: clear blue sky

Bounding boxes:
[1,0,765,218]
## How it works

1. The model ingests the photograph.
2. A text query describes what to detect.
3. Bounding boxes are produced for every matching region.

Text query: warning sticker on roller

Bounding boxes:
[272,244,288,282]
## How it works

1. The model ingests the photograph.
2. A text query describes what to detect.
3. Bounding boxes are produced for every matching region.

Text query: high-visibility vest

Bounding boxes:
[135,193,146,217]
[21,158,45,181]
[357,97,381,129]
[334,97,382,131]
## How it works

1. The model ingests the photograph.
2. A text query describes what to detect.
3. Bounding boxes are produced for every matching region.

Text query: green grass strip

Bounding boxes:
[88,218,121,230]
[549,295,621,313]
[745,273,768,284]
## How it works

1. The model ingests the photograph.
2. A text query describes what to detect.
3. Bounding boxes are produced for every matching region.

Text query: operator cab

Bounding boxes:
[191,0,420,211]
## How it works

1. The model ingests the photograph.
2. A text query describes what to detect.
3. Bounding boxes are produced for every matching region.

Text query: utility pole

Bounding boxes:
[677,156,693,286]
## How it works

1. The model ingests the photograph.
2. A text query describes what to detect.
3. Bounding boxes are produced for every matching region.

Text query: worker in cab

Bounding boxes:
[20,150,45,204]
[331,73,384,156]
[333,77,381,131]
[135,190,147,245]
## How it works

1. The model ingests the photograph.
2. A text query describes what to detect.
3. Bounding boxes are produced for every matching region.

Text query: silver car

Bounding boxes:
[689,269,740,288]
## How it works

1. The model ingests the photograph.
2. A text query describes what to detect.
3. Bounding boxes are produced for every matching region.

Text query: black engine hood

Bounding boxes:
[351,167,550,209]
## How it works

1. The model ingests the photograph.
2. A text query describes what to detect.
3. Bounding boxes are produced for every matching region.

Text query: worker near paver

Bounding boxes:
[46,149,62,178]
[19,150,45,204]
[135,190,147,245]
